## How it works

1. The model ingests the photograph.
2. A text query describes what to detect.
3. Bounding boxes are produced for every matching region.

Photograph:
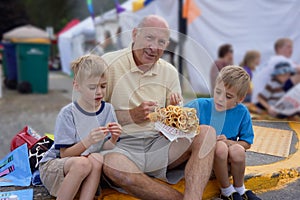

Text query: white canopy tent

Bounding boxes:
[58,0,300,96]
[58,13,120,76]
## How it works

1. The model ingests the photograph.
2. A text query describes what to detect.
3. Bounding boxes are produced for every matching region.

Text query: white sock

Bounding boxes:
[234,185,246,195]
[221,185,236,197]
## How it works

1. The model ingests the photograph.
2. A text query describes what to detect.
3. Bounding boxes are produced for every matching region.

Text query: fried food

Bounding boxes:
[148,105,200,134]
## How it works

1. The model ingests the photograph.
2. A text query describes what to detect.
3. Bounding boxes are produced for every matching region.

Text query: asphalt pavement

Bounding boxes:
[0,71,299,199]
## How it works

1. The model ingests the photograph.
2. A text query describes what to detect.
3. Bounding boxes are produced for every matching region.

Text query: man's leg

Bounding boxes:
[183,125,216,200]
[103,152,183,200]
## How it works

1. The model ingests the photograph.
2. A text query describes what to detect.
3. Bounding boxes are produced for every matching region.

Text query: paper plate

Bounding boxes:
[154,122,197,142]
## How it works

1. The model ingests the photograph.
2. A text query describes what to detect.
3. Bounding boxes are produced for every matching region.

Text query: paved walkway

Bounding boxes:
[0,71,299,199]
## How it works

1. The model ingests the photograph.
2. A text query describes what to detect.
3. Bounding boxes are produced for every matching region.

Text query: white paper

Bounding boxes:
[273,83,300,116]
[154,122,197,142]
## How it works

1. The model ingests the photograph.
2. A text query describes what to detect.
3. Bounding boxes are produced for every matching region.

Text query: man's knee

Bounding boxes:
[194,125,216,159]
[103,153,144,187]
[193,125,216,146]
[103,152,126,172]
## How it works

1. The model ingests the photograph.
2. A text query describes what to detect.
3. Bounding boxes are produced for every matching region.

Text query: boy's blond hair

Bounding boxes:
[215,65,250,99]
[71,54,107,84]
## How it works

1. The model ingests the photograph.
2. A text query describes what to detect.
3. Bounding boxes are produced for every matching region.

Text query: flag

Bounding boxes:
[114,0,126,14]
[132,0,154,12]
[86,0,95,20]
[182,0,201,25]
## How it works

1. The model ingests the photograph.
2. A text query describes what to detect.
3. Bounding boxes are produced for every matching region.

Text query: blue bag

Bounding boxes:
[0,144,32,186]
[0,188,33,200]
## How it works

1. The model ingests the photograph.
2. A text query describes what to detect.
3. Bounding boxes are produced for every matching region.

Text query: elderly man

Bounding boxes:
[102,15,216,200]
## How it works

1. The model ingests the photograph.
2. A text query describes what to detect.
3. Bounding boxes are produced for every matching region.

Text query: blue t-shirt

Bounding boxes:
[185,98,254,144]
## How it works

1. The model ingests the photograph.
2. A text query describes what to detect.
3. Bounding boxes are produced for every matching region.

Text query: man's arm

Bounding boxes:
[115,110,134,126]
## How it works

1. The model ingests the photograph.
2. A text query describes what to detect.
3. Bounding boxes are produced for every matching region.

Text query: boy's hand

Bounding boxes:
[268,106,278,117]
[107,122,122,144]
[217,134,227,141]
[217,135,237,147]
[169,93,183,106]
[87,127,109,146]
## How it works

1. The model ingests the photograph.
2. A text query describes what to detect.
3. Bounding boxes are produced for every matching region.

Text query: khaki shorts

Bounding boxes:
[39,157,69,197]
[102,132,191,184]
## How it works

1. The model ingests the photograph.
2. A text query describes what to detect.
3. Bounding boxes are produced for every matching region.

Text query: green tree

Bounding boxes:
[0,0,29,39]
[22,0,126,33]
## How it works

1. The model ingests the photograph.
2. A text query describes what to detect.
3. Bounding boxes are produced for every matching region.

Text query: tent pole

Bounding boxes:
[178,0,187,85]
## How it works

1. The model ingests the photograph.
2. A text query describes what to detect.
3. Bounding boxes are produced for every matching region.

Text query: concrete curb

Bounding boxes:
[99,122,300,200]
[243,122,300,192]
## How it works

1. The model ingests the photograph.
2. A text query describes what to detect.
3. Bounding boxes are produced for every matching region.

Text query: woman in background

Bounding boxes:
[240,50,261,102]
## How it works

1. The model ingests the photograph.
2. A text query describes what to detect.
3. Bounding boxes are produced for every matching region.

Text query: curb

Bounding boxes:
[243,122,300,192]
[100,122,300,200]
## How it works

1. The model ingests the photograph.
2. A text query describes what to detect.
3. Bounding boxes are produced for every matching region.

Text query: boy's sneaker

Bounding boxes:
[220,192,243,200]
[241,190,261,200]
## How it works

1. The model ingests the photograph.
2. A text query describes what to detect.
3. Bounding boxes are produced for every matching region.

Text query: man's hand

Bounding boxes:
[129,101,157,124]
[169,93,182,106]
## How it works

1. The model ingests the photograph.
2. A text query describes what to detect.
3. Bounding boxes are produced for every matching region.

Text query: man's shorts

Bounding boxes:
[101,132,191,184]
[39,157,69,197]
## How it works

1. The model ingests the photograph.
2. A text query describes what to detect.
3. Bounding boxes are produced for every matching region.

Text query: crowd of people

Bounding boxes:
[211,38,300,119]
[38,14,300,200]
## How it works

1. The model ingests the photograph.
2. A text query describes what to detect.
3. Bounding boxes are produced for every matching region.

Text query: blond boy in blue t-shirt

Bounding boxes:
[186,65,261,200]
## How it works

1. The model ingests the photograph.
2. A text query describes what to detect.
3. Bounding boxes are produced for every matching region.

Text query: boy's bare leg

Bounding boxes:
[56,157,92,200]
[183,125,216,200]
[213,141,231,188]
[103,152,183,200]
[79,153,103,200]
[229,144,246,187]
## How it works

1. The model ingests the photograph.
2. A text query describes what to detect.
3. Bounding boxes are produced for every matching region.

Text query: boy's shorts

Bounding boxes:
[39,157,69,197]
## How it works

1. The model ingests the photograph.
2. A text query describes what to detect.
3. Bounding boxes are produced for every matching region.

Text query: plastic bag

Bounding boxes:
[0,144,32,186]
[10,126,54,172]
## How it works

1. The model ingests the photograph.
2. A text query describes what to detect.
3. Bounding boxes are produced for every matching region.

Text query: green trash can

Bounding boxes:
[16,43,50,93]
[0,44,8,79]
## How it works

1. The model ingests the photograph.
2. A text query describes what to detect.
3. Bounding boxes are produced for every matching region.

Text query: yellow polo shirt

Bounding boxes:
[103,45,181,134]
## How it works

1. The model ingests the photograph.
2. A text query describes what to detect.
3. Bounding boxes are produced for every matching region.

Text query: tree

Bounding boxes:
[0,0,29,40]
[22,0,126,33]
[1,0,127,38]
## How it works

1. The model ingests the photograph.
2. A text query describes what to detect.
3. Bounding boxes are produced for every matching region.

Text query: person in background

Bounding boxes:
[239,50,261,102]
[39,54,122,200]
[186,65,261,200]
[252,38,300,103]
[116,26,124,49]
[256,61,300,118]
[210,44,234,92]
[101,30,117,53]
[101,15,216,200]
